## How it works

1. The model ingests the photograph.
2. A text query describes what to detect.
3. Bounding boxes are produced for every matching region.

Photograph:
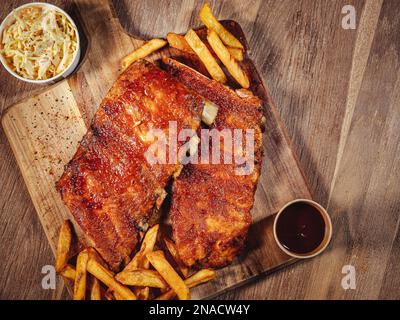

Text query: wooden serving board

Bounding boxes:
[1,0,311,299]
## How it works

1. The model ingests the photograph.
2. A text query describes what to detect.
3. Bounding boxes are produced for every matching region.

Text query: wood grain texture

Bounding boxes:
[1,0,311,299]
[1,0,399,299]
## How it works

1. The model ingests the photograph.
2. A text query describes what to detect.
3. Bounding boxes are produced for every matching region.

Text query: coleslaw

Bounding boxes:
[0,5,77,80]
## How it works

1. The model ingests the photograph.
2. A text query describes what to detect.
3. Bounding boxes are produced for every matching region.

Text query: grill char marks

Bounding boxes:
[57,60,203,270]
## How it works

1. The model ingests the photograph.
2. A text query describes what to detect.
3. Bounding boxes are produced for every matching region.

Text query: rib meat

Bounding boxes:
[164,58,264,268]
[57,60,203,270]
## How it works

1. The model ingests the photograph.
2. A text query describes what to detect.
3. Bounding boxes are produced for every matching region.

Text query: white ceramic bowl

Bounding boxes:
[0,2,80,84]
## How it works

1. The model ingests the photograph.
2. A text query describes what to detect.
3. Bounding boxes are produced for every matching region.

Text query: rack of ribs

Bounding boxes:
[57,60,203,271]
[164,58,264,268]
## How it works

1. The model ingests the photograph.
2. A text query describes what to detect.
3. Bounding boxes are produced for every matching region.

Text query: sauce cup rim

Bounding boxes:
[273,198,333,259]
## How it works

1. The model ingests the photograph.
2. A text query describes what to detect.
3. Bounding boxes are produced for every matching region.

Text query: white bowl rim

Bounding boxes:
[0,2,80,84]
[273,198,333,259]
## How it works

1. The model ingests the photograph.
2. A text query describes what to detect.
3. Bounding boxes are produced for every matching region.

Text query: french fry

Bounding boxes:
[121,39,167,70]
[73,250,89,300]
[104,289,115,300]
[185,29,226,83]
[116,269,167,288]
[60,264,76,281]
[90,277,101,300]
[111,290,125,300]
[123,243,147,272]
[227,47,243,61]
[119,225,160,299]
[106,288,128,300]
[55,220,72,272]
[207,29,250,88]
[155,269,216,300]
[155,289,176,301]
[85,247,103,263]
[167,33,194,54]
[163,238,189,278]
[87,259,136,300]
[147,250,190,300]
[123,224,159,272]
[123,224,159,300]
[199,3,243,49]
[140,224,159,269]
[184,268,216,287]
[167,32,243,62]
[201,100,219,126]
[86,247,115,277]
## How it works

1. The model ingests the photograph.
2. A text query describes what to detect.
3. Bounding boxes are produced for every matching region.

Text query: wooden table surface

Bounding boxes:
[0,0,399,300]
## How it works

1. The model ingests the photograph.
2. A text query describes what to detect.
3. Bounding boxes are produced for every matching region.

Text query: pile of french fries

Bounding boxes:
[121,3,249,89]
[56,221,215,300]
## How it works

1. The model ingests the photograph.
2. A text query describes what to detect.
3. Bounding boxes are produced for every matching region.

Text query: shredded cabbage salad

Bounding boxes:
[1,6,77,80]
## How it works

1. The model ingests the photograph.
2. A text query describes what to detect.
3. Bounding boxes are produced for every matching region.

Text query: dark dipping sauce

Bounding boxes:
[276,202,326,254]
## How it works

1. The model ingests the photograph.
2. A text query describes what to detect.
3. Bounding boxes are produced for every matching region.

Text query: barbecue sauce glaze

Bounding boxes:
[276,202,325,254]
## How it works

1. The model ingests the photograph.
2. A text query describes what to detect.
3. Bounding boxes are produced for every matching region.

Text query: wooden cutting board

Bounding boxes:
[1,0,311,299]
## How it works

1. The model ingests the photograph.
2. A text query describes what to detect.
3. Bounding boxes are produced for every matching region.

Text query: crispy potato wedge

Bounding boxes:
[185,29,226,83]
[87,259,136,300]
[207,29,249,88]
[199,3,243,49]
[55,220,72,272]
[121,39,167,70]
[60,264,76,281]
[123,224,159,272]
[90,277,101,300]
[73,250,89,300]
[163,238,189,278]
[227,47,243,61]
[155,269,216,300]
[147,251,190,300]
[116,269,167,288]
